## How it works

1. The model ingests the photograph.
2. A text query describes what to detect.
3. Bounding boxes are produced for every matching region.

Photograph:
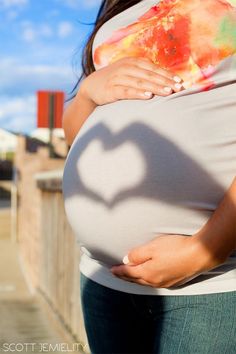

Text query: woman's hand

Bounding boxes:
[110,233,224,288]
[80,56,184,106]
[111,177,236,289]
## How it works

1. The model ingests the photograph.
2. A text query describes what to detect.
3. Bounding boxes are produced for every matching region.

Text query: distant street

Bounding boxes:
[0,198,81,353]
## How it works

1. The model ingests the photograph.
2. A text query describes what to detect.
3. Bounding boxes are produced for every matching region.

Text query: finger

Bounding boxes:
[117,69,184,94]
[111,264,142,279]
[112,85,154,100]
[135,278,153,286]
[113,75,175,96]
[132,57,184,84]
[113,80,173,97]
[125,244,152,265]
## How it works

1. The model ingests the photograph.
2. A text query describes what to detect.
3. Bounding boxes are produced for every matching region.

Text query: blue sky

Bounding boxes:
[0,0,102,133]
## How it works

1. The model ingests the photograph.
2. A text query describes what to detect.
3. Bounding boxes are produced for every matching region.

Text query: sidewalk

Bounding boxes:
[0,204,81,353]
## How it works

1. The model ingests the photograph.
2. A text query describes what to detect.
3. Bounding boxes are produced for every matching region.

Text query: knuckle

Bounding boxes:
[122,86,131,97]
[157,76,170,86]
[106,77,114,87]
[106,83,114,95]
[146,70,155,79]
[136,78,144,88]
[164,78,174,86]
[110,73,119,83]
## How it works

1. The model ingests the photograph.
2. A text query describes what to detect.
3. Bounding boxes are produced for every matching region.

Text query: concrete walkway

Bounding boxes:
[0,199,11,240]
[0,204,81,353]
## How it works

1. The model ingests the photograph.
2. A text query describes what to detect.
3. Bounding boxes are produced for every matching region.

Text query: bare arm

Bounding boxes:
[194,176,236,265]
[62,87,97,146]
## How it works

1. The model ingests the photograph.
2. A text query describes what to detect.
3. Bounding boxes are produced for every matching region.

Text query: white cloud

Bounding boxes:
[22,27,35,41]
[0,57,77,132]
[58,21,73,38]
[57,0,102,9]
[0,57,75,97]
[59,0,79,8]
[40,24,53,38]
[0,0,28,21]
[0,0,27,8]
[47,9,60,18]
[21,22,53,43]
[0,95,36,132]
[6,10,18,19]
[0,57,78,132]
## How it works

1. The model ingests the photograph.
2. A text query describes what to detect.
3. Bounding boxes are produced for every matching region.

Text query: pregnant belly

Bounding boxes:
[63,83,236,265]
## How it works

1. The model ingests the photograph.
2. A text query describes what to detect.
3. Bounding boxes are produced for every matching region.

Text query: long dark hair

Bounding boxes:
[70,0,142,99]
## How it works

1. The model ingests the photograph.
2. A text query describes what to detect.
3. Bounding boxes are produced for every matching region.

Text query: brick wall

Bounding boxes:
[15,135,66,289]
[14,136,89,351]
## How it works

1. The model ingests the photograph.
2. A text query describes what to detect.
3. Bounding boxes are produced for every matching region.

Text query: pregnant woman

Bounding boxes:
[62,0,236,352]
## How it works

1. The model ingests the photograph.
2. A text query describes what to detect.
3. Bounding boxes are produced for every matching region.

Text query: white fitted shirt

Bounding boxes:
[63,0,236,295]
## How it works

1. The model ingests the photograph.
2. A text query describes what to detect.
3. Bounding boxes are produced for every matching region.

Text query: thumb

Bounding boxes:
[123,244,152,265]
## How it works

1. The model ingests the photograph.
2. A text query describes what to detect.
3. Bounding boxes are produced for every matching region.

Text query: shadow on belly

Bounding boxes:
[64,121,226,212]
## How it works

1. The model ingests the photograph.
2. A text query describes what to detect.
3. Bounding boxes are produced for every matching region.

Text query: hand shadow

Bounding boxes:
[63,121,226,209]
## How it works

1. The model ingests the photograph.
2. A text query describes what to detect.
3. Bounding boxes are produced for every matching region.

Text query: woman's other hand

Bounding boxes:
[110,177,236,289]
[110,233,225,288]
[80,56,184,106]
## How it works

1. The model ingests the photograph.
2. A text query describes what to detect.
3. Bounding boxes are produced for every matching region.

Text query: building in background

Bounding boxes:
[30,128,65,143]
[0,129,17,160]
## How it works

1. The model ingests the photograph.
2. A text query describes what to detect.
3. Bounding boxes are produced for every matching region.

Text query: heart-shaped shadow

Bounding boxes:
[63,121,225,211]
[78,139,145,202]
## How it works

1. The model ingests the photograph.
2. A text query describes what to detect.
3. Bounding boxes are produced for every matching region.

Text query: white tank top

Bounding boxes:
[63,0,236,295]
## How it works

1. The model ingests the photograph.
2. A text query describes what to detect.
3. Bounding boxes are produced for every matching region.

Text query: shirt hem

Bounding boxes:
[79,252,236,296]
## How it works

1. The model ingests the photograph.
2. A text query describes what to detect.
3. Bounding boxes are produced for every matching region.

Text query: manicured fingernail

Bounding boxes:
[144,91,153,97]
[173,75,182,83]
[174,83,183,90]
[123,255,129,264]
[163,87,172,93]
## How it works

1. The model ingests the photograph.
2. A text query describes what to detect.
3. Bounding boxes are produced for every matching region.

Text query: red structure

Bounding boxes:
[37,91,65,129]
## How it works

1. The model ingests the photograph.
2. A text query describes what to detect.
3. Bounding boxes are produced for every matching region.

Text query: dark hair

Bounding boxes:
[70,0,142,99]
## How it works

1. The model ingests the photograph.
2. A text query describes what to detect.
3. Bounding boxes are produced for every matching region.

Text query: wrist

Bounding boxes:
[191,231,228,272]
[78,79,97,108]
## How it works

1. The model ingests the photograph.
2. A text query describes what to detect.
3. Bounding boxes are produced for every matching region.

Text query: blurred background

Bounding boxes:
[0,0,101,352]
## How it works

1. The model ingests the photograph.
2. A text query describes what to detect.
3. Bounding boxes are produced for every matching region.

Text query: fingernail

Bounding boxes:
[144,91,153,97]
[163,87,172,93]
[123,255,129,264]
[173,75,182,83]
[174,83,183,90]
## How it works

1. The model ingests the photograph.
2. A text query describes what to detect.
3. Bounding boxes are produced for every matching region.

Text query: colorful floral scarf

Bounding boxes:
[94,0,236,90]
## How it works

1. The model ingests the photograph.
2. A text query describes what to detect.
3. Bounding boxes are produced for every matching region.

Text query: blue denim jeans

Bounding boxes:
[80,272,236,354]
